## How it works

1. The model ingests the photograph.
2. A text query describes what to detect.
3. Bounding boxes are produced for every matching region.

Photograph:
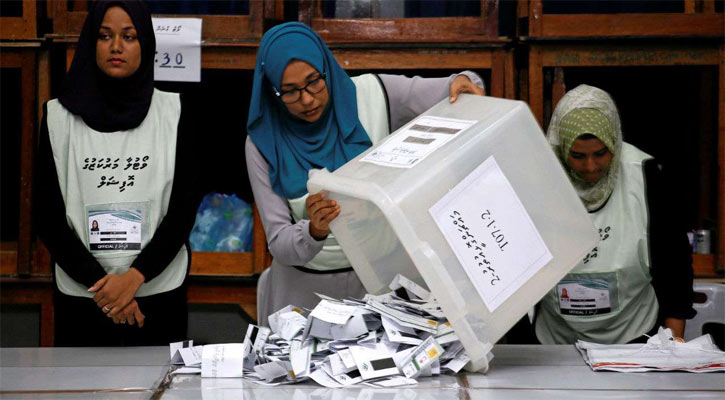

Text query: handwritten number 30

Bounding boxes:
[158,53,183,66]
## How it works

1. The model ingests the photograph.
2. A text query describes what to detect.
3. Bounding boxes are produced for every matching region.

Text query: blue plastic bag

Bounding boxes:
[189,193,253,252]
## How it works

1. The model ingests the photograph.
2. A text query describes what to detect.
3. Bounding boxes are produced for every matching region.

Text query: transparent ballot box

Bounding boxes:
[307,95,599,372]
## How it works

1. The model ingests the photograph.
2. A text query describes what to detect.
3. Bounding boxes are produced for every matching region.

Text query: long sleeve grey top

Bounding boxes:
[246,72,484,268]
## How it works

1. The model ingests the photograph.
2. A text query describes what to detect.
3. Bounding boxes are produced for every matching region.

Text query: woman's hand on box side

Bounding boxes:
[449,74,485,103]
[306,192,340,241]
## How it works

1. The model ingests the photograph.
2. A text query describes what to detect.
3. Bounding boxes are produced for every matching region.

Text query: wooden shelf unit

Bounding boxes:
[0,0,37,39]
[518,0,723,38]
[299,0,500,44]
[46,0,274,40]
[0,40,53,346]
[0,42,51,279]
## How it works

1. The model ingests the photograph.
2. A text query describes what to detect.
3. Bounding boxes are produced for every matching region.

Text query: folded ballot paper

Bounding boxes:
[576,327,725,373]
[170,274,471,387]
[169,340,245,378]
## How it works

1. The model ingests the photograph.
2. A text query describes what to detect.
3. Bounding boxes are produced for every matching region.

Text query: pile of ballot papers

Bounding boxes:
[169,274,471,387]
[576,327,725,373]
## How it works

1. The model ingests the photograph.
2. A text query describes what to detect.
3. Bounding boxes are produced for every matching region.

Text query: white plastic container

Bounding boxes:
[308,95,599,372]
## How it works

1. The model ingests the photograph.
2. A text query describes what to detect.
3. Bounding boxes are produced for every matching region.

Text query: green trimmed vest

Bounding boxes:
[288,74,389,271]
[536,143,659,344]
[47,89,187,297]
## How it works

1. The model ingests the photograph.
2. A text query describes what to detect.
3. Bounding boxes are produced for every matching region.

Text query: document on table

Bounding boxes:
[243,324,271,370]
[366,299,438,333]
[361,116,476,168]
[382,315,423,346]
[253,361,293,383]
[170,340,193,363]
[201,344,244,378]
[171,366,202,375]
[397,336,445,378]
[290,339,314,377]
[310,299,358,324]
[276,311,308,341]
[268,305,305,335]
[577,328,725,373]
[349,343,401,381]
[309,368,345,388]
[179,346,203,366]
[389,274,431,301]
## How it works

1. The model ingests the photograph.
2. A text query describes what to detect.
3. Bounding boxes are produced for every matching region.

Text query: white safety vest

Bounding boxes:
[288,74,390,271]
[47,89,188,297]
[536,143,659,344]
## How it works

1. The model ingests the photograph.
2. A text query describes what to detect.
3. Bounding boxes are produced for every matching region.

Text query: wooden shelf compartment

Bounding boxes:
[299,0,501,44]
[0,43,49,279]
[46,0,274,40]
[519,0,724,38]
[0,0,38,39]
[694,253,723,278]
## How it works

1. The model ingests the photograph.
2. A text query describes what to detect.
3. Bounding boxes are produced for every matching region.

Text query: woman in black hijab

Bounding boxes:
[36,0,201,346]
[59,0,155,132]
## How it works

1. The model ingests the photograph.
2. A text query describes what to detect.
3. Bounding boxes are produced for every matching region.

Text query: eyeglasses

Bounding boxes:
[273,73,327,104]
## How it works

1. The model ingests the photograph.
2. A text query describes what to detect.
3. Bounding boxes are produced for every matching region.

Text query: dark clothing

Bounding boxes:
[59,0,156,133]
[54,283,188,346]
[643,159,696,322]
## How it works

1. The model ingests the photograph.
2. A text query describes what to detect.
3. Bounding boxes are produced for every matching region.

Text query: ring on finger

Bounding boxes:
[102,306,110,313]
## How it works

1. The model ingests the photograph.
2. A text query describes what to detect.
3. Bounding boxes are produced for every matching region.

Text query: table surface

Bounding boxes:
[1,345,723,399]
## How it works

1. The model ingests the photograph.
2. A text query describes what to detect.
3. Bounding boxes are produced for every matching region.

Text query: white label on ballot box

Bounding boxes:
[361,116,476,168]
[152,18,201,82]
[429,156,552,312]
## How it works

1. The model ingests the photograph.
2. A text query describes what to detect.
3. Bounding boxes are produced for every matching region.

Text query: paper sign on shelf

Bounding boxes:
[429,155,552,312]
[152,18,201,82]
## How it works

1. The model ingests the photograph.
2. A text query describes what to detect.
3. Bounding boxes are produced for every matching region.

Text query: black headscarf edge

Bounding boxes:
[59,0,156,132]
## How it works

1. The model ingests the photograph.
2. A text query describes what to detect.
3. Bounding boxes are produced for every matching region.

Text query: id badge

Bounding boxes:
[557,272,618,316]
[87,202,149,251]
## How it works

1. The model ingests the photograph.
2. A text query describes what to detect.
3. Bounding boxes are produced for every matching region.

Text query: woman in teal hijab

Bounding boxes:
[246,22,485,326]
[247,22,372,200]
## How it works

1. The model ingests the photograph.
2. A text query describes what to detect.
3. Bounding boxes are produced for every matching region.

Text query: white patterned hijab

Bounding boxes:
[546,85,622,211]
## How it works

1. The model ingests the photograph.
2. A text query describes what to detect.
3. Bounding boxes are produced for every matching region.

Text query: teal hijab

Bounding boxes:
[247,22,371,199]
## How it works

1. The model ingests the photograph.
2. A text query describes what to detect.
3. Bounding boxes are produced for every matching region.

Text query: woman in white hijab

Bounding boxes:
[534,85,695,344]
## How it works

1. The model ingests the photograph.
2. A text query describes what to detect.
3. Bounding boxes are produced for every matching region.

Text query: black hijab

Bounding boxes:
[59,0,155,132]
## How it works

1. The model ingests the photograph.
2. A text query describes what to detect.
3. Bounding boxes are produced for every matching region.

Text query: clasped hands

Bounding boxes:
[88,267,146,327]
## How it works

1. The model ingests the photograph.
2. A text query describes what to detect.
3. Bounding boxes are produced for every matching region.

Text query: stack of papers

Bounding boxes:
[170,274,471,387]
[244,274,471,387]
[576,327,725,373]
